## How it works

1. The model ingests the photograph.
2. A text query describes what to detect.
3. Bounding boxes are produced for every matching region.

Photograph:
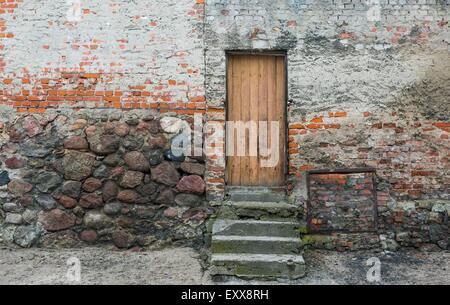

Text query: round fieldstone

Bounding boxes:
[70,119,87,131]
[34,171,62,193]
[88,134,121,155]
[136,121,151,132]
[108,113,121,121]
[36,195,57,210]
[112,230,136,249]
[155,188,175,205]
[13,225,43,248]
[111,166,125,178]
[142,115,154,122]
[39,230,81,248]
[117,216,133,228]
[82,177,103,192]
[117,190,139,203]
[22,209,38,224]
[174,193,202,207]
[120,171,144,188]
[160,116,185,133]
[8,126,23,143]
[0,171,11,186]
[63,152,96,181]
[85,125,96,137]
[125,116,139,126]
[19,132,58,158]
[137,182,158,196]
[72,206,85,218]
[148,135,167,149]
[123,135,144,151]
[2,202,20,212]
[5,157,26,169]
[148,120,160,134]
[130,206,156,219]
[20,196,34,207]
[102,180,118,202]
[180,162,205,176]
[104,121,114,129]
[39,209,76,231]
[64,136,89,150]
[103,154,121,166]
[93,165,111,178]
[176,175,205,194]
[151,162,180,186]
[83,211,114,230]
[7,179,33,195]
[103,202,123,216]
[2,143,17,153]
[58,195,77,209]
[148,150,163,166]
[182,209,208,221]
[124,151,150,172]
[79,193,104,209]
[28,158,45,168]
[163,207,178,218]
[114,123,130,137]
[21,116,42,137]
[5,213,23,224]
[80,230,97,243]
[169,132,190,158]
[62,181,82,198]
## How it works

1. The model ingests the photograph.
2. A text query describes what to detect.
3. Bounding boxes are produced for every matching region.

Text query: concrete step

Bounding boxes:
[212,219,300,237]
[212,235,301,254]
[218,201,300,220]
[226,186,286,202]
[211,253,306,280]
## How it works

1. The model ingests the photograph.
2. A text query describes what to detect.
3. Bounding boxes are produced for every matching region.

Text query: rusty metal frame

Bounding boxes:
[306,167,378,234]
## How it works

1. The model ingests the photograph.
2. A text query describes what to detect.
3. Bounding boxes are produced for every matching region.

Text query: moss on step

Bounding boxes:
[302,234,334,245]
[298,226,309,234]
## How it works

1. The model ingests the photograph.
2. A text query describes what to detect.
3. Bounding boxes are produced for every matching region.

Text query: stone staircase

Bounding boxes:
[210,190,306,280]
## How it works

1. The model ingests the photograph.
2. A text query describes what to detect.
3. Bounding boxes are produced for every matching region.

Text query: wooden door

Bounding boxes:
[226,54,286,186]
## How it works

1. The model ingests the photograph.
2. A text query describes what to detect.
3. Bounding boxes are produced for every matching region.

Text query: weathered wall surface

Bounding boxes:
[0,0,210,248]
[308,171,377,232]
[0,0,205,113]
[204,0,449,250]
[306,171,448,251]
[205,0,450,201]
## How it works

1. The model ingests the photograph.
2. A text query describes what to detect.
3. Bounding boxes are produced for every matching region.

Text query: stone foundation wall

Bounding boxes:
[0,111,211,248]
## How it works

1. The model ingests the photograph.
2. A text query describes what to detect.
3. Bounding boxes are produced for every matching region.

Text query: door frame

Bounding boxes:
[224,50,289,188]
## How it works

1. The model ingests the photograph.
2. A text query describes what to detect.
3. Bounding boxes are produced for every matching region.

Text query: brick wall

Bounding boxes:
[289,112,449,200]
[0,0,205,113]
[308,171,377,232]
